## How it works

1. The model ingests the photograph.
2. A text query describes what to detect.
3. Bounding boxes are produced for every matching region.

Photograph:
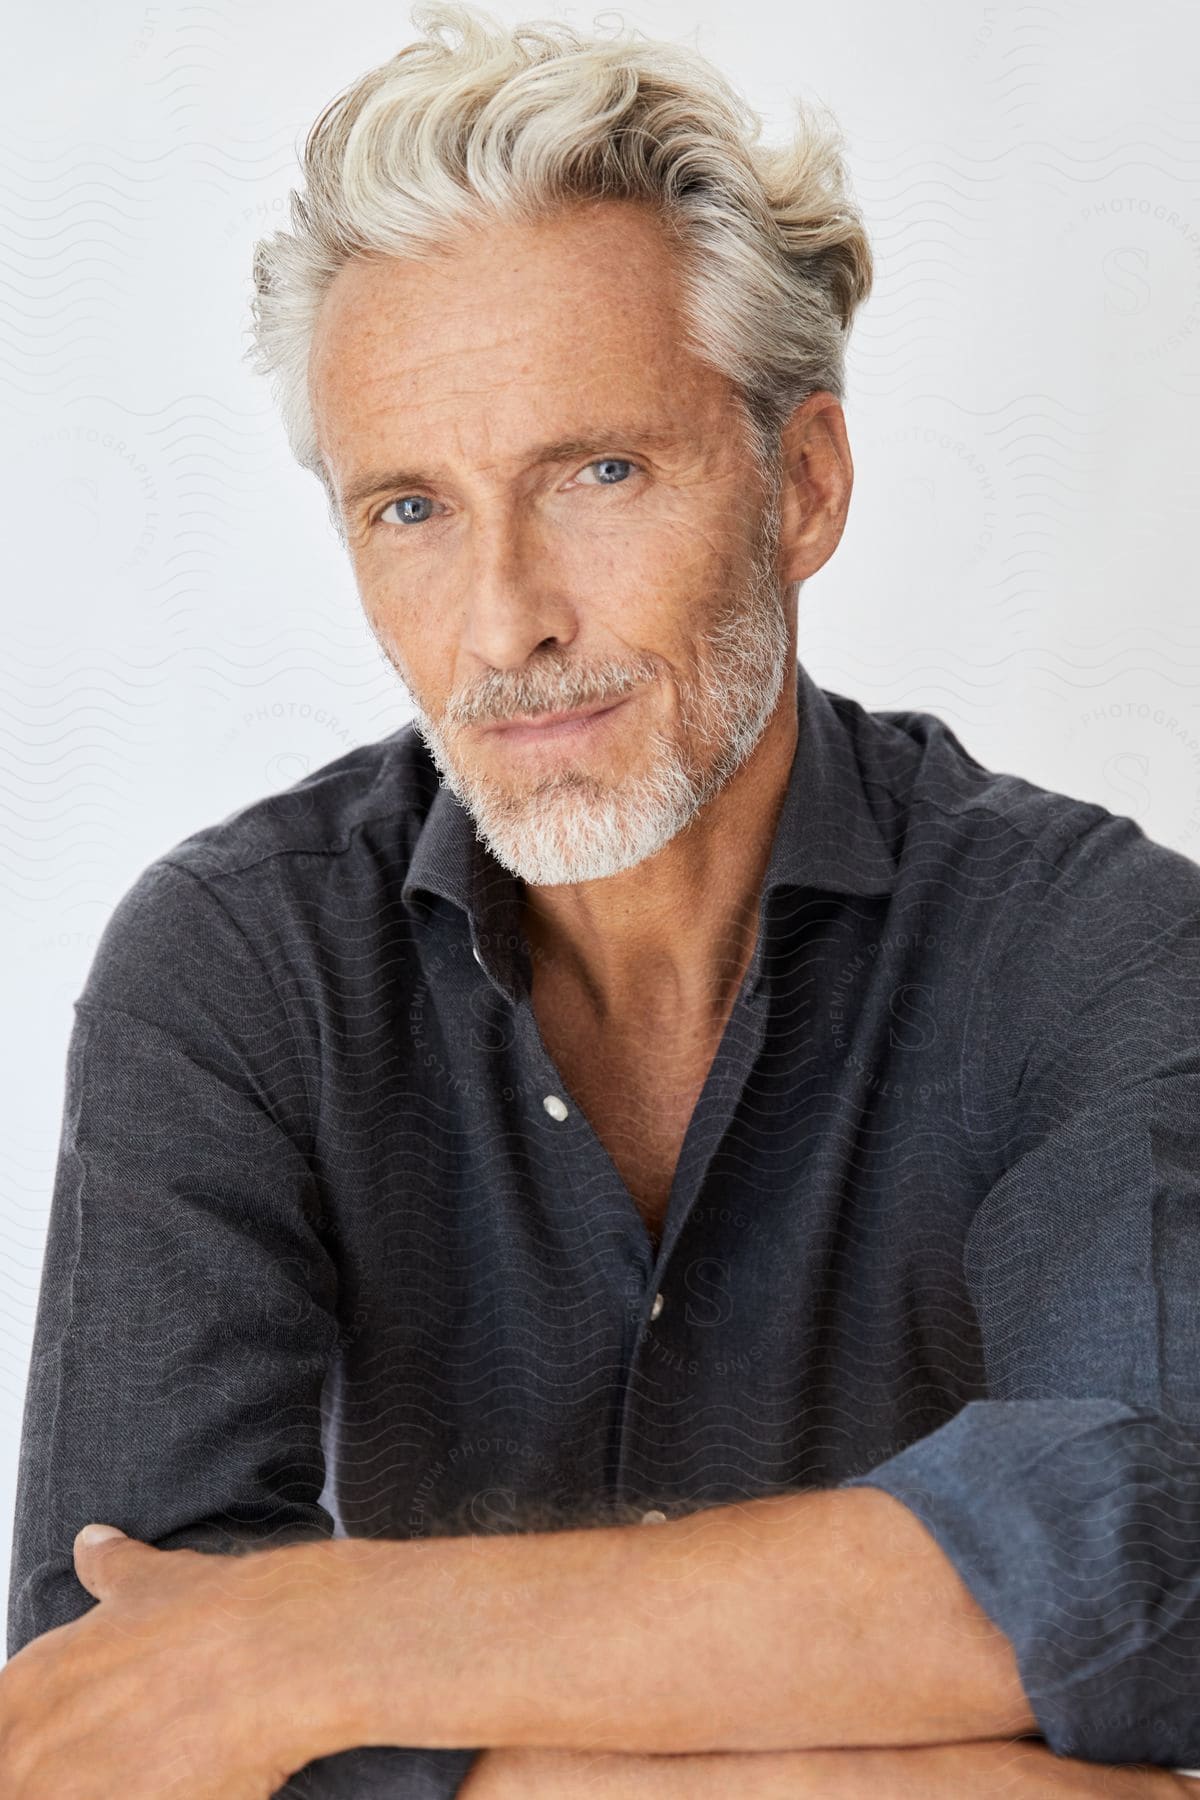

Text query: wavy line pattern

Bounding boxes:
[5,0,1200,1787]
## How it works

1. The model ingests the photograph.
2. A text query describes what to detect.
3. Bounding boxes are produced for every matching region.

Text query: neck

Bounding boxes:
[519,695,799,1036]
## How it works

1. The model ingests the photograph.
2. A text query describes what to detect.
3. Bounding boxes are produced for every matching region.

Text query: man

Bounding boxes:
[6,3,1200,1795]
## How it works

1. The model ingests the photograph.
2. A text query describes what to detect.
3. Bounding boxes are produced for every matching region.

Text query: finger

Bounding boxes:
[72,1523,143,1598]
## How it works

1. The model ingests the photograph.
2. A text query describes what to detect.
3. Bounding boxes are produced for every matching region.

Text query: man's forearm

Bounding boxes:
[459,1742,1195,1798]
[293,1486,1038,1759]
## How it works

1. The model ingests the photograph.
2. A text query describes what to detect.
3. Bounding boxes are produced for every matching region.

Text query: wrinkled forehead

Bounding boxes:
[311,202,676,360]
[306,203,740,473]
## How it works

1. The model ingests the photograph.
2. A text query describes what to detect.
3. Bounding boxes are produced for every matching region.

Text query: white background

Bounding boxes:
[4,0,1200,1724]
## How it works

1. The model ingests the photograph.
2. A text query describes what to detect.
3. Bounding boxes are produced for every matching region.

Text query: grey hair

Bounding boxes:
[244,1,873,540]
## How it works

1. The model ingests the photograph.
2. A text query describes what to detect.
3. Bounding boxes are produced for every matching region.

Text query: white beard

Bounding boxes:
[397,493,794,890]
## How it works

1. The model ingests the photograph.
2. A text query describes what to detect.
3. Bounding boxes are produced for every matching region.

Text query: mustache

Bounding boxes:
[446,665,656,730]
[379,517,784,732]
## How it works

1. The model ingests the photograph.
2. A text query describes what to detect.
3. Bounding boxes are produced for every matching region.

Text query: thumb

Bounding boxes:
[72,1523,141,1598]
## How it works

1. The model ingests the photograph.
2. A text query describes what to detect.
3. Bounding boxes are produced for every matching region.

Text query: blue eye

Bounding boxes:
[373,457,639,529]
[582,458,635,485]
[378,495,435,527]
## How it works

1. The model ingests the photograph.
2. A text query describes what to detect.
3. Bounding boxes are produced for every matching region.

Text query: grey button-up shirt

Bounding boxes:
[10,660,1200,1794]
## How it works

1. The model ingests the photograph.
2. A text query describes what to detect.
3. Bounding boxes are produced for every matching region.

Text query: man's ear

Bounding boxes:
[776,391,854,588]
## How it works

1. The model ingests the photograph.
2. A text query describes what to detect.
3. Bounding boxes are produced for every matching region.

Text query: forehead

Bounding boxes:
[307,199,740,470]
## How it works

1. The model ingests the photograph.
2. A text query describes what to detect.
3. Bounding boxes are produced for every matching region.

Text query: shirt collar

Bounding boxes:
[762,659,897,898]
[401,659,897,944]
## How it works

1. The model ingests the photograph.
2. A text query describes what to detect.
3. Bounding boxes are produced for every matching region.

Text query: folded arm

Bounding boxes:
[9,859,479,1800]
[459,1743,1195,1797]
[828,813,1200,1774]
[302,1480,1037,1757]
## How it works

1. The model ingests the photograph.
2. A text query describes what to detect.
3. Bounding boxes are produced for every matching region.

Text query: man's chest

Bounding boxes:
[530,989,723,1247]
[319,915,994,1534]
[546,1052,710,1250]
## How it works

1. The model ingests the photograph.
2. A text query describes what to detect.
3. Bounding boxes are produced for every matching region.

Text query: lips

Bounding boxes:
[487,697,623,734]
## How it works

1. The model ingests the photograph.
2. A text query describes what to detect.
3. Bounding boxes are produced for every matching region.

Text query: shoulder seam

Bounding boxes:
[106,861,322,1145]
[157,795,428,886]
[963,805,1119,1170]
[918,786,1113,877]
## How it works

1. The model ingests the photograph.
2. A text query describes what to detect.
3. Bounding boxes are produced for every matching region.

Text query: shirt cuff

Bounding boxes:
[837,1398,1200,1769]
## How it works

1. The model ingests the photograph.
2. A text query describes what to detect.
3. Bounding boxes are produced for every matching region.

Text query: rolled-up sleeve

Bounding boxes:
[7,857,481,1799]
[839,811,1200,1770]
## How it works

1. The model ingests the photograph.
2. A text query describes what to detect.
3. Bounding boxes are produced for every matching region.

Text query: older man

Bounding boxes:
[6,3,1200,1796]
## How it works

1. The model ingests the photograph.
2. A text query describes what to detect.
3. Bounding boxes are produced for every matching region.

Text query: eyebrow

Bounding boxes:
[338,426,683,518]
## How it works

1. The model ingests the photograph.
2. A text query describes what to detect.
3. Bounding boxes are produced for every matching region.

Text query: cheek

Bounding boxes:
[354,587,441,692]
[654,517,736,610]
[563,525,715,631]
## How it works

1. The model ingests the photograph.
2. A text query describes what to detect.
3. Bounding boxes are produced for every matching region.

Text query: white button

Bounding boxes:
[650,1291,664,1320]
[543,1094,568,1121]
[472,944,484,967]
[640,1509,667,1525]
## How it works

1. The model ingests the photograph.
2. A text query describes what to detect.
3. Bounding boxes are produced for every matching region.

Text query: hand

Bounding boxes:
[0,1524,324,1798]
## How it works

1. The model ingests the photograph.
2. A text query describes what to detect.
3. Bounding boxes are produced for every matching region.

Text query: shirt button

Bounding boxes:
[543,1094,569,1121]
[640,1509,667,1525]
[650,1291,664,1320]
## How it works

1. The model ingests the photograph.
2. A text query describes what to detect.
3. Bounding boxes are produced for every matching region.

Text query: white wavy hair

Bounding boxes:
[245,1,873,540]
